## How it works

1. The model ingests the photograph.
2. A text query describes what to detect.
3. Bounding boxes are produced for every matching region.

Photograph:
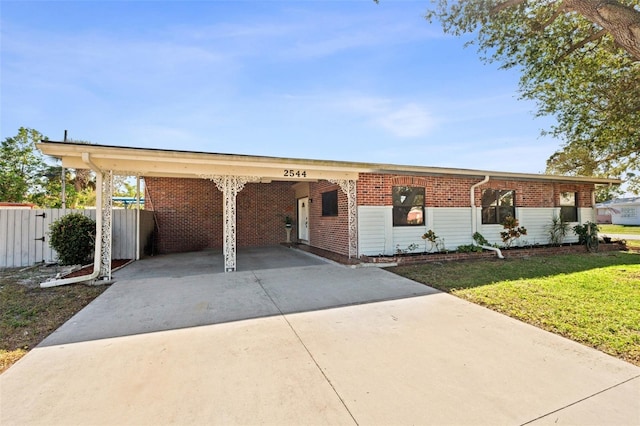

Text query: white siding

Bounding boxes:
[431,208,473,250]
[358,206,475,254]
[358,206,392,256]
[610,206,640,225]
[392,226,427,254]
[477,207,592,247]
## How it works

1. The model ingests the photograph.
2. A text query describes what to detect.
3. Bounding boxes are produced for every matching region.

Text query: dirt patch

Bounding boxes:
[0,260,129,374]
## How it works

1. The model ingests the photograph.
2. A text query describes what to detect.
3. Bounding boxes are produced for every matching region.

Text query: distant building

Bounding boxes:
[596,197,640,226]
[0,202,36,209]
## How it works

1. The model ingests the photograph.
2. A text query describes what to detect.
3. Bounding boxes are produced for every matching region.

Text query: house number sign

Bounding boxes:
[283,169,307,177]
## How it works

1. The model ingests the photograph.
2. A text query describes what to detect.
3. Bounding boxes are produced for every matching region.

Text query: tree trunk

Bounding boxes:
[565,0,640,61]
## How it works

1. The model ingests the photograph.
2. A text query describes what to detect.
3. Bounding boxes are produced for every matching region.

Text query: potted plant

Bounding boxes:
[284,215,293,243]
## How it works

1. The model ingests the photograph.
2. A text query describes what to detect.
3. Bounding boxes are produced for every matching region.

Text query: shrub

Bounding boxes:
[500,216,527,248]
[421,230,439,252]
[457,244,483,253]
[472,232,490,246]
[49,213,96,265]
[573,221,599,252]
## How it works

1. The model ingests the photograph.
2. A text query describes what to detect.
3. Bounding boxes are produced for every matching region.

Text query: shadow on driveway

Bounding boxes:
[39,246,437,347]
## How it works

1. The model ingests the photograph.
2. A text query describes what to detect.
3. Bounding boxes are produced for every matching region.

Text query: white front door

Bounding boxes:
[298,197,309,242]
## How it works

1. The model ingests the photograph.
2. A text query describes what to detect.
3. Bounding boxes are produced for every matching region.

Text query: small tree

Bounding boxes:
[547,215,570,247]
[49,213,96,265]
[500,216,527,248]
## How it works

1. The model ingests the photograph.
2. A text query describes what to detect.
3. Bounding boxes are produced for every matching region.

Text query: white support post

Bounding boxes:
[202,175,260,272]
[100,170,113,280]
[329,179,358,259]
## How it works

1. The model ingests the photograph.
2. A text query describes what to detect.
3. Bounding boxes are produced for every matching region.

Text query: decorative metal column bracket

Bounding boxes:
[201,175,261,272]
[101,170,114,279]
[329,179,358,259]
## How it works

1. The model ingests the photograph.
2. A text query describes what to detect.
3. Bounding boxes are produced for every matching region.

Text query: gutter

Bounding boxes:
[41,153,104,287]
[470,175,504,259]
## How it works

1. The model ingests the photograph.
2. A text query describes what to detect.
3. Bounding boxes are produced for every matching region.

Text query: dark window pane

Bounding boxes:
[560,206,578,222]
[481,189,516,224]
[392,186,425,226]
[559,192,577,222]
[322,190,338,216]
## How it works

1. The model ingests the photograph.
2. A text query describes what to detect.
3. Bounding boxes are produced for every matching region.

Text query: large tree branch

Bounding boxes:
[563,0,640,60]
[557,28,608,61]
[490,0,526,15]
[490,0,640,60]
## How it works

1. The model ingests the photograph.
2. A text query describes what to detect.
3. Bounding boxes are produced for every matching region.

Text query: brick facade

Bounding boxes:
[146,173,595,256]
[357,173,594,209]
[309,181,349,256]
[145,177,296,254]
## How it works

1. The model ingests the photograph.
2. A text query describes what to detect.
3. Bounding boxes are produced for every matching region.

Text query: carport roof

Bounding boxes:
[38,141,621,185]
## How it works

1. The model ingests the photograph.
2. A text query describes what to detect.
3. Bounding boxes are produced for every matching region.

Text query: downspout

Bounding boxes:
[470,175,490,236]
[470,175,504,259]
[136,175,140,261]
[41,152,104,287]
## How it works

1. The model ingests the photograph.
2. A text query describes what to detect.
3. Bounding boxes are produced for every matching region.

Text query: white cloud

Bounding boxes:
[336,95,437,138]
[377,103,436,138]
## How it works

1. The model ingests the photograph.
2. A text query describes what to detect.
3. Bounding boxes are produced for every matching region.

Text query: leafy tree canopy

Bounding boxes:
[417,0,640,196]
[0,127,47,202]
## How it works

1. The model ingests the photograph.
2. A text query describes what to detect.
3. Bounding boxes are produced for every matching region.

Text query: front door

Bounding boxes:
[298,197,309,242]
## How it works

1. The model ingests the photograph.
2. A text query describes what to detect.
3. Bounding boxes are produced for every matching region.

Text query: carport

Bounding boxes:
[38,141,362,277]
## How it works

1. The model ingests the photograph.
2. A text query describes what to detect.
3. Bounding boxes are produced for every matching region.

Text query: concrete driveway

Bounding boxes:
[2,246,639,425]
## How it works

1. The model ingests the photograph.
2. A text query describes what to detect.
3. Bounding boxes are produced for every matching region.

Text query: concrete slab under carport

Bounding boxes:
[38,246,436,346]
[2,247,639,425]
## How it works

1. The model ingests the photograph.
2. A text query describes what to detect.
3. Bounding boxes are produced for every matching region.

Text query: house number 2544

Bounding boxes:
[284,169,307,177]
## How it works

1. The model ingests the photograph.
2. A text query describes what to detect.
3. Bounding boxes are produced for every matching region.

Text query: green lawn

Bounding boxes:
[599,224,640,235]
[389,251,640,366]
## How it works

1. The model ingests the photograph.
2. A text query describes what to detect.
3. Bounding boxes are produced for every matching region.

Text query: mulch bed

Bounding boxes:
[64,259,132,278]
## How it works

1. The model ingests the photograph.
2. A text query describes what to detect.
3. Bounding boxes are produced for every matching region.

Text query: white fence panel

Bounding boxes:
[0,209,154,268]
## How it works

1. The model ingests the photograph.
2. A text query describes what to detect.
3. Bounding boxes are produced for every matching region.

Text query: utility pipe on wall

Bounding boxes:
[470,175,490,236]
[41,153,104,287]
[136,175,141,261]
[469,175,504,259]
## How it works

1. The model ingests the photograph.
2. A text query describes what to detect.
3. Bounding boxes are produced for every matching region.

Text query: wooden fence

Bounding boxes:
[0,209,155,268]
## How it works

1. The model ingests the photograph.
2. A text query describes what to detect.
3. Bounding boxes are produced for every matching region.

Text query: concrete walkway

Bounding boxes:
[599,232,640,241]
[2,247,639,425]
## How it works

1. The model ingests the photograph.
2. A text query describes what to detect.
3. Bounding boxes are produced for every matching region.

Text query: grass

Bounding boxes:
[600,224,640,235]
[0,265,107,374]
[389,251,640,366]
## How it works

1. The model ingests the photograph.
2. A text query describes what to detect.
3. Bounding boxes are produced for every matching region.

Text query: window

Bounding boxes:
[481,189,515,224]
[393,186,424,226]
[560,192,578,222]
[322,190,338,216]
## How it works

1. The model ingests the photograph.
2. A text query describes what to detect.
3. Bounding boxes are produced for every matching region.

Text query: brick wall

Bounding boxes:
[145,177,296,254]
[145,174,595,257]
[357,173,595,208]
[309,181,349,256]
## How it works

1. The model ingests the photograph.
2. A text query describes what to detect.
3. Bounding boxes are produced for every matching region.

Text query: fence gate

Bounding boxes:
[0,209,152,268]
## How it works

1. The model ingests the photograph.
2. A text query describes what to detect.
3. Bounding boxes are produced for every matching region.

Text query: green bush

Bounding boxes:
[49,213,96,265]
[573,221,600,252]
[457,244,483,253]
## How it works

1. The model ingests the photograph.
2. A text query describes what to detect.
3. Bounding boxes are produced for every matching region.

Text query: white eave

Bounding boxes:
[37,141,622,185]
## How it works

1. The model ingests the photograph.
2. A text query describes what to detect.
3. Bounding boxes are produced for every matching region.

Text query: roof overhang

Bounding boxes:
[37,141,622,185]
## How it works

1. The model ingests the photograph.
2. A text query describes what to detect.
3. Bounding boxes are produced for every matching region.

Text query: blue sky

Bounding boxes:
[1,0,561,174]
